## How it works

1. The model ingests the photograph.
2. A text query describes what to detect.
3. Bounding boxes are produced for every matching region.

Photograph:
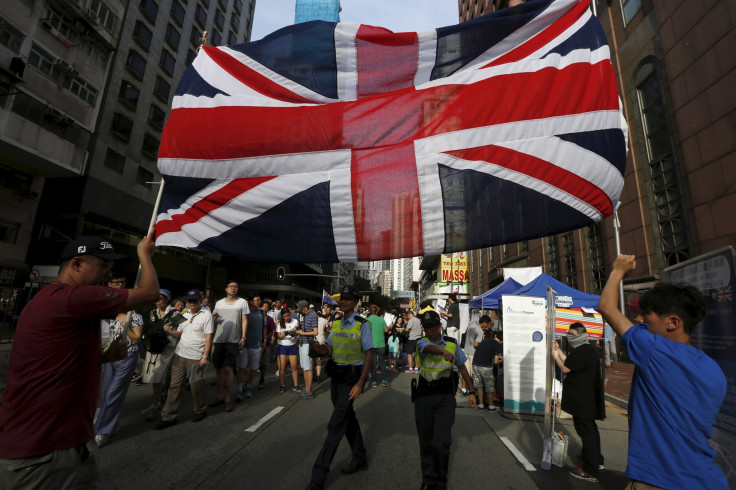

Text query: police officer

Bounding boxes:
[306,285,374,490]
[413,310,477,490]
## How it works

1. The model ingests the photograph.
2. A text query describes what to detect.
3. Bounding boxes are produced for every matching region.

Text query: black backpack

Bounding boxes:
[147,310,176,354]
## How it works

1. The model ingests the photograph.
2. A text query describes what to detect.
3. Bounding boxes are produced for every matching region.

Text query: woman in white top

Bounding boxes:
[276,308,300,393]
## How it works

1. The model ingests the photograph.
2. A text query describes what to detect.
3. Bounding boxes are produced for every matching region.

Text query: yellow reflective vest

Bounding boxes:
[416,337,456,382]
[331,317,366,365]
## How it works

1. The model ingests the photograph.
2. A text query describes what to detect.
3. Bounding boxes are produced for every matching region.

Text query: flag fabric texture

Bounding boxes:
[156,0,627,263]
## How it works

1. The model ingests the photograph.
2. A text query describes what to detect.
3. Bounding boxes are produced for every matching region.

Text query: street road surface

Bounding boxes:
[95,363,630,489]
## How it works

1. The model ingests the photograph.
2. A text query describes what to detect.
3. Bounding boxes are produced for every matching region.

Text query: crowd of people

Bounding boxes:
[0,234,729,490]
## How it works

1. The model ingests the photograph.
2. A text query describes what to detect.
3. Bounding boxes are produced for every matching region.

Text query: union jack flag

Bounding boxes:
[716,285,732,302]
[155,0,627,263]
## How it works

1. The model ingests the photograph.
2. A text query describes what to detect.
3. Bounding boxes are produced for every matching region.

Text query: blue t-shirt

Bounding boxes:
[387,335,400,354]
[622,324,728,489]
[326,312,373,365]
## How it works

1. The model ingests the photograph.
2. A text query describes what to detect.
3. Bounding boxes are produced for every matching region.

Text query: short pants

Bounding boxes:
[299,343,313,370]
[212,343,238,370]
[278,344,298,356]
[471,364,495,392]
[237,348,261,370]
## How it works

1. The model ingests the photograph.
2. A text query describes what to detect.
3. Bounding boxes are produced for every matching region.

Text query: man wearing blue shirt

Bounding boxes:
[306,285,373,490]
[598,255,728,490]
[413,310,476,490]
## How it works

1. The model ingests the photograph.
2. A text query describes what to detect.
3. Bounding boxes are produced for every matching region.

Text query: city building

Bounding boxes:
[294,0,340,24]
[462,0,736,316]
[391,257,413,292]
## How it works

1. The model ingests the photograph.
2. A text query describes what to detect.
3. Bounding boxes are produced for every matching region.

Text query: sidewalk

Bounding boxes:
[604,361,633,409]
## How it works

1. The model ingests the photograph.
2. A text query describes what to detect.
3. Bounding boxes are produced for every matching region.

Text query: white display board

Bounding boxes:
[502,295,548,414]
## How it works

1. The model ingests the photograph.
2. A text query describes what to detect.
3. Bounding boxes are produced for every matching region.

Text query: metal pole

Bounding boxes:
[613,211,625,313]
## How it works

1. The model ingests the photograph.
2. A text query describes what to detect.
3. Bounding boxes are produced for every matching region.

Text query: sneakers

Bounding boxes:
[341,459,368,474]
[292,386,302,393]
[569,467,599,483]
[381,380,389,387]
[94,434,109,448]
[141,404,160,422]
[155,419,177,430]
[280,386,287,394]
[487,405,500,412]
[130,373,142,383]
[315,375,322,384]
[299,391,315,399]
[258,379,265,389]
[370,381,378,388]
[191,411,207,423]
[576,455,604,470]
[245,387,252,398]
[235,390,243,403]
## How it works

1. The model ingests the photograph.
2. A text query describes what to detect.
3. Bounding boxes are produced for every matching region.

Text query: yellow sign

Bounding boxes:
[436,252,469,294]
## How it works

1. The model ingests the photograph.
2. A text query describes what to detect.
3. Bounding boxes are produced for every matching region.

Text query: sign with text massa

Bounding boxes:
[434,252,469,295]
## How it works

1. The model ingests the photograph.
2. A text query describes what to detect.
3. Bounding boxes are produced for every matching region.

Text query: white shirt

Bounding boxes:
[276,318,299,347]
[212,297,248,344]
[175,309,214,360]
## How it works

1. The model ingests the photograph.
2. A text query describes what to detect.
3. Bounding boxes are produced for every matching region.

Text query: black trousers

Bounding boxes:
[573,416,603,477]
[414,392,456,489]
[311,372,367,484]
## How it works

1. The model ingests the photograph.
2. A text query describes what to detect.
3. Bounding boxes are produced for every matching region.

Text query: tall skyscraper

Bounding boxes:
[294,0,340,24]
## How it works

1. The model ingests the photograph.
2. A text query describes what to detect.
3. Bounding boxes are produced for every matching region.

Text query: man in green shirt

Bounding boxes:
[367,305,389,387]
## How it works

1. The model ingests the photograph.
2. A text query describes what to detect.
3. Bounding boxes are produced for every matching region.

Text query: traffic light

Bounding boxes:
[276,266,285,281]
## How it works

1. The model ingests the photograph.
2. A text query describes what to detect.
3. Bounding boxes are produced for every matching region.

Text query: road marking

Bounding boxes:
[245,406,285,432]
[605,402,628,418]
[499,436,536,471]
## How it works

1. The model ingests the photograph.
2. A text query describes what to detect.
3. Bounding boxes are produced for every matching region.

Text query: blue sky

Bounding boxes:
[251,0,460,41]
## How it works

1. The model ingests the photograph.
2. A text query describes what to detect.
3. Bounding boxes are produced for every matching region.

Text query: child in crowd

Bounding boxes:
[387,327,400,372]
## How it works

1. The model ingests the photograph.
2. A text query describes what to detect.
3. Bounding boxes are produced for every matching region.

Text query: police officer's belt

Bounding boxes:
[416,376,455,396]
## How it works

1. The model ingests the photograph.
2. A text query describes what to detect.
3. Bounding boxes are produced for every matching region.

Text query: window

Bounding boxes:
[234,0,243,14]
[563,232,577,289]
[520,240,529,253]
[111,112,133,140]
[186,49,197,65]
[0,18,24,52]
[219,0,228,10]
[195,4,207,28]
[118,80,139,108]
[40,7,76,41]
[546,236,559,279]
[125,49,146,78]
[191,25,202,46]
[104,148,125,174]
[80,41,107,67]
[620,0,641,26]
[63,76,98,105]
[136,165,154,187]
[211,30,221,46]
[148,104,165,130]
[230,12,240,31]
[165,23,181,49]
[170,0,185,26]
[139,0,158,21]
[133,21,153,50]
[0,219,20,245]
[227,31,237,46]
[153,76,170,101]
[635,60,690,266]
[27,44,63,82]
[88,0,117,33]
[141,134,160,159]
[587,223,606,293]
[214,9,224,30]
[501,244,508,261]
[159,49,175,75]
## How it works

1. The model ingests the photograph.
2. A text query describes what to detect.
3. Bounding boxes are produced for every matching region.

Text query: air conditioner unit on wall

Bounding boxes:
[87,9,98,22]
[54,59,71,70]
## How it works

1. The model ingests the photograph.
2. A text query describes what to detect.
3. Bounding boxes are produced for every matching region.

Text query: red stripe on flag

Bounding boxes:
[484,0,590,68]
[351,143,423,260]
[446,144,613,216]
[356,26,419,98]
[160,62,618,160]
[202,46,315,104]
[156,176,276,236]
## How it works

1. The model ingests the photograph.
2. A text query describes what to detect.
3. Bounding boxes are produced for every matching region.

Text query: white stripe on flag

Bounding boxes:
[330,167,358,262]
[335,23,360,101]
[414,28,438,86]
[415,152,446,257]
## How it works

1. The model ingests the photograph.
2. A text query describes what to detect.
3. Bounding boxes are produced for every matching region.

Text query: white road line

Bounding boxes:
[244,406,285,432]
[499,437,536,471]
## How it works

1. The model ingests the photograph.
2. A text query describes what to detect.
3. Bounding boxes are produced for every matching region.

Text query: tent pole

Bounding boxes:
[613,211,625,313]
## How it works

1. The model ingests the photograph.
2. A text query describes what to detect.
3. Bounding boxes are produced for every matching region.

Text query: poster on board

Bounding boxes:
[502,295,547,414]
[665,247,736,486]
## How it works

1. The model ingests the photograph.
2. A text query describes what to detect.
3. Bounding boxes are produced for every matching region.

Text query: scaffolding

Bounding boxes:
[294,0,341,23]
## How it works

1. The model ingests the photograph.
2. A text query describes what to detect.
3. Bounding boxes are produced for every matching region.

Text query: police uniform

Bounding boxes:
[413,310,474,490]
[310,286,373,488]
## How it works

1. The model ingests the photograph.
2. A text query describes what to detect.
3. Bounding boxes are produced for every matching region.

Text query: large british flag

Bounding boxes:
[155,0,627,263]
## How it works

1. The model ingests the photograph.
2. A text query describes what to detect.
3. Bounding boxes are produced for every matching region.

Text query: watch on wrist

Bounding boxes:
[203,355,210,360]
[468,390,477,396]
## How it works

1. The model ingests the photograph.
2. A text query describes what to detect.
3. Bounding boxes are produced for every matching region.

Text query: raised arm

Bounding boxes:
[124,233,160,311]
[598,254,636,338]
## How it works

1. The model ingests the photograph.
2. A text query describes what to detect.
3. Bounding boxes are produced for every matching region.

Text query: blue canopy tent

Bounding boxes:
[468,278,522,309]
[506,273,601,309]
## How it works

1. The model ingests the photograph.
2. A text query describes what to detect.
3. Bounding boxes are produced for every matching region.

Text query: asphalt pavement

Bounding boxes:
[94,360,631,489]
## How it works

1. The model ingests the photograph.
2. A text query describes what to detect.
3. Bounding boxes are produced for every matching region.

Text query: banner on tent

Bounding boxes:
[554,308,604,339]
